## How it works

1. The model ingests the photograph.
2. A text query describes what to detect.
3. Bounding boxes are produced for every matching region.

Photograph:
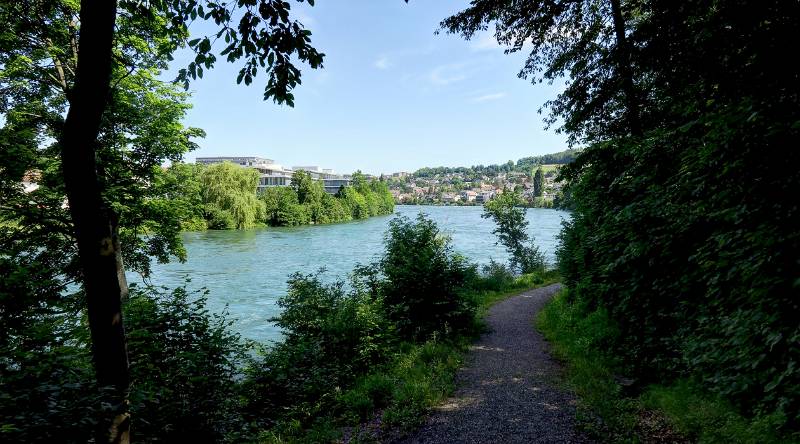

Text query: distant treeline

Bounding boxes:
[156,162,394,230]
[412,149,579,178]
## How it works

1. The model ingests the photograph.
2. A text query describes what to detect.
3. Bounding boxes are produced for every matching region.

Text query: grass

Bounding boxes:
[641,382,792,444]
[537,289,797,444]
[539,164,562,174]
[260,270,559,443]
[473,269,561,313]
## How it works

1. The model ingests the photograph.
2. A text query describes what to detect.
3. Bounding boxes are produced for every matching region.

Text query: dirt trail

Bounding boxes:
[397,284,590,444]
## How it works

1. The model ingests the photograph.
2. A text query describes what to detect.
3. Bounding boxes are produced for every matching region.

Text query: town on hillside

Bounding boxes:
[383,149,576,207]
[384,164,565,207]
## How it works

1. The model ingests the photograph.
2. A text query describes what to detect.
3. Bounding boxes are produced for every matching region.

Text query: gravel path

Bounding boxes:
[397,284,589,444]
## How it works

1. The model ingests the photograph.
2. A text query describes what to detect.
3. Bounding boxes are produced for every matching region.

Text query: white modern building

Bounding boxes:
[196,156,273,167]
[292,166,352,194]
[322,178,351,194]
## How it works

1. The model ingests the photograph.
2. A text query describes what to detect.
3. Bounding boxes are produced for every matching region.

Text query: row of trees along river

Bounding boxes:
[159,163,395,231]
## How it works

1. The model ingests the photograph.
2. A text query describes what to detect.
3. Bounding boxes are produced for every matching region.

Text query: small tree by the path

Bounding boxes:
[482,191,545,274]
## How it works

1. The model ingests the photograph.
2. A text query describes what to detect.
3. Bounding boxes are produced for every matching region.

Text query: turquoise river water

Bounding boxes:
[142,205,570,342]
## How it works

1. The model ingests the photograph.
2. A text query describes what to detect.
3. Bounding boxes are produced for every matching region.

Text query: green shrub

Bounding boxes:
[540,289,799,443]
[0,267,250,443]
[204,203,235,229]
[338,388,375,422]
[380,214,477,340]
[124,284,251,442]
[381,340,463,431]
[243,272,395,427]
[0,259,99,443]
[180,216,208,231]
[470,260,516,292]
[559,127,800,427]
[361,373,395,409]
[641,381,792,444]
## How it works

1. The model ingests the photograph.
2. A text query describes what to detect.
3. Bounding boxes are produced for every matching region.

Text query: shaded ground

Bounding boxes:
[397,284,590,444]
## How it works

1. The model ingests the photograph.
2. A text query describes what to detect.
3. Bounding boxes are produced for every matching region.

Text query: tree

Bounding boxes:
[2,1,323,439]
[533,167,544,197]
[339,186,369,219]
[446,0,800,427]
[290,170,323,206]
[482,190,545,274]
[153,163,207,231]
[1,2,218,439]
[201,162,265,229]
[441,0,642,143]
[351,170,368,192]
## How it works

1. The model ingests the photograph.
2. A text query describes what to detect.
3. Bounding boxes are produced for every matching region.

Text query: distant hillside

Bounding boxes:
[412,149,580,178]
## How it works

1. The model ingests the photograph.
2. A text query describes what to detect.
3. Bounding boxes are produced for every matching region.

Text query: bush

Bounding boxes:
[539,290,796,443]
[180,216,208,231]
[124,284,251,442]
[243,272,395,427]
[0,260,100,443]
[380,214,476,340]
[204,203,235,230]
[0,269,251,443]
[471,260,516,292]
[558,125,800,427]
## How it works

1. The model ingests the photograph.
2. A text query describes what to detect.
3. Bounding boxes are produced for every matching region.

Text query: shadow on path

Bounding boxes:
[396,284,591,444]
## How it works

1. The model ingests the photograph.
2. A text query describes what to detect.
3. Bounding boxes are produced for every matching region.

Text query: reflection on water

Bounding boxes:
[140,205,570,342]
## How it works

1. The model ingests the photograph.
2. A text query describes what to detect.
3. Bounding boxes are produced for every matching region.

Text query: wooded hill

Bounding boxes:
[412,149,580,178]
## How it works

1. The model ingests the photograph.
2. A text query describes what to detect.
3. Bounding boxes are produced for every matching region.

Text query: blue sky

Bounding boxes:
[170,0,568,175]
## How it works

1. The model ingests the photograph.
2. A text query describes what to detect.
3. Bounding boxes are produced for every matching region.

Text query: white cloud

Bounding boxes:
[429,63,468,85]
[472,33,501,51]
[374,56,391,70]
[471,92,507,103]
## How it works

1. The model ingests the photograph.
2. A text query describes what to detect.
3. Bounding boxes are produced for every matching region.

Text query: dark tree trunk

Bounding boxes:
[610,0,642,137]
[60,1,129,443]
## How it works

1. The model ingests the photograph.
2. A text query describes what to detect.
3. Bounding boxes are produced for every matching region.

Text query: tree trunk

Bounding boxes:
[610,0,642,136]
[60,1,129,443]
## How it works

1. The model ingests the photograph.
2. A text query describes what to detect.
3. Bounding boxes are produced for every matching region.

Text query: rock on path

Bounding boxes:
[397,284,590,444]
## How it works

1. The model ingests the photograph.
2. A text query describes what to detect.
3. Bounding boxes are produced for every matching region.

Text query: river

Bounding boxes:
[142,205,570,342]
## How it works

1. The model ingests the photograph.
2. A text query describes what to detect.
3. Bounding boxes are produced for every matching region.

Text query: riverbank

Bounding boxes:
[396,200,561,209]
[160,163,394,231]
